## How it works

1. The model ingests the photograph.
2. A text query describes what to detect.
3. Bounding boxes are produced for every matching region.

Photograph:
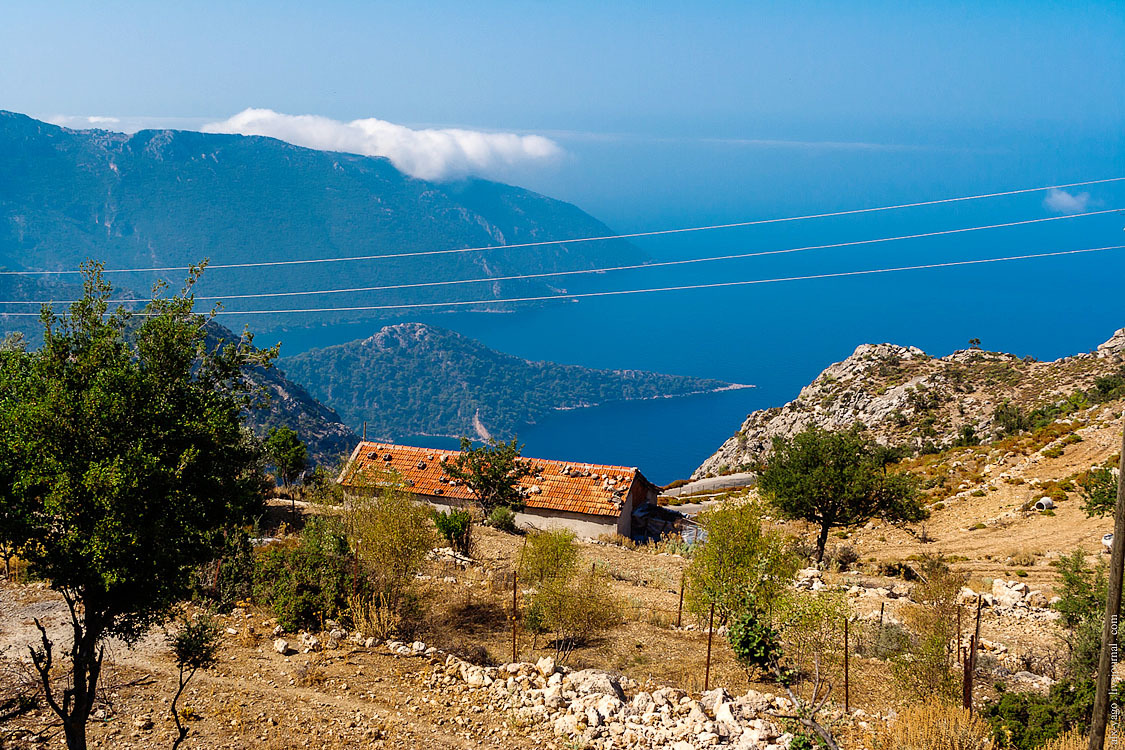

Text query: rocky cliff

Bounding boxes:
[693,329,1125,478]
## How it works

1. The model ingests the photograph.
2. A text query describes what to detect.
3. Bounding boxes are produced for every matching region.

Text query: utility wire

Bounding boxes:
[0,177,1120,276]
[3,208,1117,305]
[5,243,1115,317]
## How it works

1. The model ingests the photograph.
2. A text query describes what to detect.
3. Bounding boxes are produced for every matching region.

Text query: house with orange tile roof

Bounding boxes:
[337,441,659,538]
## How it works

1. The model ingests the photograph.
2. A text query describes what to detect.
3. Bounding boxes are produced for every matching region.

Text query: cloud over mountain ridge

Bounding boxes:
[201,108,561,180]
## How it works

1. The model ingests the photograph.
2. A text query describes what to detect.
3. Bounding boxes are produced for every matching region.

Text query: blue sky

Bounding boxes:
[5,2,1121,133]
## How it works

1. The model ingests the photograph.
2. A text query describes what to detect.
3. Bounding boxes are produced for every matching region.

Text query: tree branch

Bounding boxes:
[27,618,64,720]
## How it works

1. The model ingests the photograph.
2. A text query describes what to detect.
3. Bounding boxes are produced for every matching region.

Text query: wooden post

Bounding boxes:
[878,601,885,630]
[1091,425,1125,750]
[963,595,983,715]
[963,633,976,712]
[844,617,850,714]
[362,421,367,442]
[957,604,963,665]
[512,571,518,664]
[677,572,685,628]
[704,602,715,692]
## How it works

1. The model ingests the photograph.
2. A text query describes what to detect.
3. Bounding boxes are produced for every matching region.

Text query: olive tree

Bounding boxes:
[760,427,926,563]
[0,263,272,750]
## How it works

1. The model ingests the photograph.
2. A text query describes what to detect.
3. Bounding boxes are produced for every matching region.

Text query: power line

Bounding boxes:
[1,177,1120,276]
[3,208,1117,305]
[5,243,1113,317]
[211,244,1125,314]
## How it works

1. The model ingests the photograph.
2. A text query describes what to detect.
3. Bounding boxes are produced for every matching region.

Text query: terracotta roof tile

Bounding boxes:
[338,441,642,518]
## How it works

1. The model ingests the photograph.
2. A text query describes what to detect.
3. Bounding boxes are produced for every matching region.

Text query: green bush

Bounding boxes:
[486,506,517,533]
[728,610,782,678]
[984,679,1096,749]
[433,508,473,556]
[253,518,359,631]
[519,529,579,585]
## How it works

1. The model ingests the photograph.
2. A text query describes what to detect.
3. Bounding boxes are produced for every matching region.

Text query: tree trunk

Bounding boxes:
[815,521,832,564]
[62,720,88,750]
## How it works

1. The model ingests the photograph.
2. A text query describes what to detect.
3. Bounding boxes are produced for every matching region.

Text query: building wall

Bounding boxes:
[514,508,619,538]
[417,495,621,539]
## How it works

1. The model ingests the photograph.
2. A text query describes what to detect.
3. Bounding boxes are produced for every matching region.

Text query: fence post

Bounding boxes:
[878,601,885,630]
[963,633,976,712]
[512,571,518,664]
[957,604,963,665]
[704,602,715,692]
[677,571,685,628]
[844,617,850,714]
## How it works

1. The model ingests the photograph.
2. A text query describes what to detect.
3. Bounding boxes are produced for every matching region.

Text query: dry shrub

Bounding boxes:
[873,700,994,750]
[349,592,400,641]
[1038,729,1090,750]
[895,555,966,701]
[1006,548,1039,568]
[293,658,327,687]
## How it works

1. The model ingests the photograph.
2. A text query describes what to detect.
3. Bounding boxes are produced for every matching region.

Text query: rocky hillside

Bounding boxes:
[281,322,735,440]
[207,322,357,465]
[694,329,1125,478]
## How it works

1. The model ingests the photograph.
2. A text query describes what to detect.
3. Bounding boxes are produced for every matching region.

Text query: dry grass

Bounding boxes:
[871,699,994,750]
[1038,729,1091,750]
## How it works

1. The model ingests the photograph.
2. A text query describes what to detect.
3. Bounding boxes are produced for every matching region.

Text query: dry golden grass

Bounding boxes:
[872,700,994,750]
[1038,729,1091,750]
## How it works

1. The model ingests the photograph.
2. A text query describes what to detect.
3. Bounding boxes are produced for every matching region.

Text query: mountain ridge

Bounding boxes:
[0,110,644,330]
[279,322,739,441]
[694,327,1125,478]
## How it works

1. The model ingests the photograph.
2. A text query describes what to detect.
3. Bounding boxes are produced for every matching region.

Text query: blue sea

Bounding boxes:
[269,125,1124,484]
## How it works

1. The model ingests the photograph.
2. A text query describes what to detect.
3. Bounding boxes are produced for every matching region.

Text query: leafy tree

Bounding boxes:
[985,679,1097,750]
[1052,548,1107,676]
[1077,466,1117,518]
[685,498,798,623]
[264,425,308,487]
[760,427,927,563]
[0,341,32,580]
[0,263,272,750]
[968,338,982,349]
[167,616,222,750]
[441,436,532,514]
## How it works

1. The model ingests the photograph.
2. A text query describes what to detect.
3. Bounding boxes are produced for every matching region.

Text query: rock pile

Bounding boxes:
[430,653,799,749]
[958,581,1060,622]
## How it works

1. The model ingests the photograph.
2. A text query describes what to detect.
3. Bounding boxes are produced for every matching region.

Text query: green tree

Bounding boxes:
[0,263,272,750]
[441,436,532,514]
[760,427,927,563]
[264,425,308,487]
[1077,466,1117,518]
[685,499,798,623]
[0,339,33,579]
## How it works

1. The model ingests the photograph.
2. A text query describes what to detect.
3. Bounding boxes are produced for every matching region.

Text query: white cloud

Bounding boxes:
[201,108,562,180]
[1043,188,1092,214]
[47,115,121,128]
